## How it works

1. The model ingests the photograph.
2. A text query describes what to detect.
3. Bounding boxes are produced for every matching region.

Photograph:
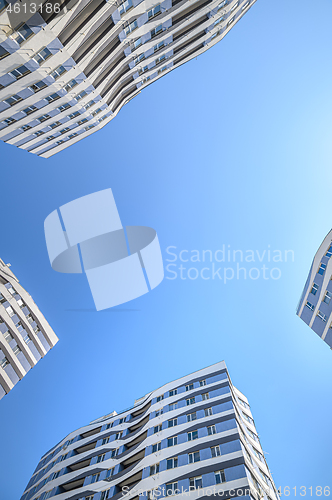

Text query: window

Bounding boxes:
[148,4,161,18]
[10,65,31,80]
[154,424,162,433]
[202,393,209,401]
[0,357,9,369]
[150,463,160,475]
[96,454,105,463]
[218,0,227,9]
[215,470,226,484]
[91,473,100,483]
[77,118,88,126]
[166,482,178,496]
[68,112,80,120]
[5,94,22,106]
[46,135,55,141]
[186,383,194,391]
[4,332,13,343]
[106,468,114,478]
[100,490,110,500]
[76,90,87,101]
[227,17,234,26]
[0,46,10,59]
[92,108,102,117]
[125,19,138,35]
[3,117,16,125]
[23,335,31,344]
[305,301,314,311]
[110,448,118,458]
[65,79,78,91]
[168,418,177,428]
[115,432,122,439]
[21,124,32,132]
[214,16,224,26]
[50,121,61,129]
[238,398,250,410]
[242,0,250,10]
[51,65,67,80]
[187,412,197,422]
[242,412,254,425]
[187,430,198,441]
[188,451,200,463]
[207,425,217,435]
[317,311,327,322]
[58,103,71,112]
[199,380,206,387]
[186,397,195,405]
[259,469,269,485]
[46,93,61,103]
[102,437,110,445]
[44,491,52,500]
[119,0,133,16]
[154,41,164,52]
[311,283,319,295]
[34,47,52,64]
[10,24,34,45]
[324,291,332,304]
[246,427,259,442]
[13,345,21,355]
[35,130,45,137]
[169,403,177,411]
[318,263,326,275]
[29,81,47,93]
[155,408,163,417]
[326,246,332,258]
[152,442,161,452]
[150,24,162,37]
[86,100,95,109]
[59,453,68,461]
[189,477,202,489]
[6,306,14,317]
[230,1,239,11]
[106,423,113,429]
[60,127,71,134]
[68,132,78,140]
[22,106,37,116]
[167,457,178,469]
[167,436,177,447]
[252,447,264,462]
[204,407,213,417]
[0,294,6,303]
[134,53,145,65]
[211,446,221,458]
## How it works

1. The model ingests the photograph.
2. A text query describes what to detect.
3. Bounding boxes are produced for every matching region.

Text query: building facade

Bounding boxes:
[0,0,256,158]
[20,361,279,500]
[297,229,332,349]
[0,257,59,399]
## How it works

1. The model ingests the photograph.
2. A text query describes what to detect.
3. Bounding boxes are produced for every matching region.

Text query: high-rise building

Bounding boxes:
[0,0,256,158]
[20,361,279,500]
[297,229,332,349]
[0,257,58,399]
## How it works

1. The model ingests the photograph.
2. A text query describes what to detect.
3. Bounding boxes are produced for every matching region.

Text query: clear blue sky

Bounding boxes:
[1,0,332,498]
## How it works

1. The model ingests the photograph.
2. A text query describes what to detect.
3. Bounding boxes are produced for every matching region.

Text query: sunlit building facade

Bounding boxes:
[20,361,279,500]
[297,228,332,349]
[0,257,58,399]
[0,0,256,157]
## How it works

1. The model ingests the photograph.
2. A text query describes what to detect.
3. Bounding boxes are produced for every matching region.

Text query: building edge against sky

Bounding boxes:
[297,228,332,349]
[0,0,256,158]
[0,258,59,399]
[21,361,280,500]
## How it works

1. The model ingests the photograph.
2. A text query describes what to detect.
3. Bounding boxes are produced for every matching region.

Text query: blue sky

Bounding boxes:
[1,0,332,497]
